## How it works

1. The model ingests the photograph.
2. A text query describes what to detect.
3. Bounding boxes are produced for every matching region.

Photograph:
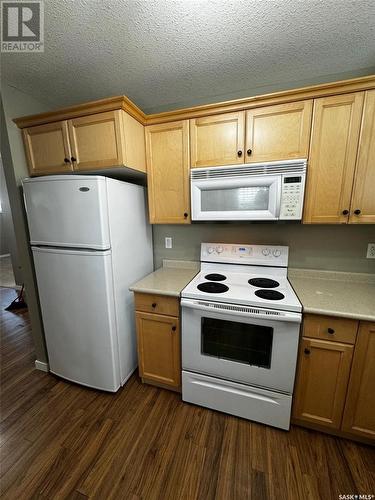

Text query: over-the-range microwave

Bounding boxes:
[191,159,307,221]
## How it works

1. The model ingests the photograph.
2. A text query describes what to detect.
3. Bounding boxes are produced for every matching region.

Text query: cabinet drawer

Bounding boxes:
[303,314,358,344]
[134,292,179,317]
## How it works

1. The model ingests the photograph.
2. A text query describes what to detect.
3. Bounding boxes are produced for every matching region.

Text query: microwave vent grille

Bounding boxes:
[191,162,307,180]
[197,301,282,316]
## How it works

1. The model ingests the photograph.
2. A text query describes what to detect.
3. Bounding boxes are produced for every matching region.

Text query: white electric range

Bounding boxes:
[181,242,302,430]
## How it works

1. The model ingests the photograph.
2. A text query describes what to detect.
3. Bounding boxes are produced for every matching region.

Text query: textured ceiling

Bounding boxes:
[2,0,375,114]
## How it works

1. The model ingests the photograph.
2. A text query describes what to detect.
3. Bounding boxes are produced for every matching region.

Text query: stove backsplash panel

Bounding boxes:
[153,224,375,274]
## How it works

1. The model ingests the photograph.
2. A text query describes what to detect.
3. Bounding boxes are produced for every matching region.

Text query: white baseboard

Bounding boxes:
[35,360,49,372]
[0,253,11,259]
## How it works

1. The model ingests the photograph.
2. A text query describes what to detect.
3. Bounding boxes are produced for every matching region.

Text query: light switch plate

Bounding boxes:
[165,237,172,249]
[366,243,375,259]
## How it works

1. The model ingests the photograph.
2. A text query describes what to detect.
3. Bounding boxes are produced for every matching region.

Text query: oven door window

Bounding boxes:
[201,317,273,368]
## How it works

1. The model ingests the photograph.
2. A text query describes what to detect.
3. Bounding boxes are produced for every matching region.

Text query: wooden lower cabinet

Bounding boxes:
[134,293,181,390]
[293,337,353,429]
[293,315,375,444]
[341,322,375,439]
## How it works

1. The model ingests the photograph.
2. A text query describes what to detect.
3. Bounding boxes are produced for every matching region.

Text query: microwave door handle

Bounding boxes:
[276,178,282,217]
[181,299,301,323]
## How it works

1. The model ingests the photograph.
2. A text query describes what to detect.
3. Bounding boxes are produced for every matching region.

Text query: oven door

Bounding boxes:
[181,299,301,393]
[191,174,281,221]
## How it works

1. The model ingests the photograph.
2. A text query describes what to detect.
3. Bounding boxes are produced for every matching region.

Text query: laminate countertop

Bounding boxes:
[288,269,375,322]
[129,260,199,297]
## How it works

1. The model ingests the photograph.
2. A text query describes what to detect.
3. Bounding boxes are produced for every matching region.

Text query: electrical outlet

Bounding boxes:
[366,243,375,259]
[165,237,172,249]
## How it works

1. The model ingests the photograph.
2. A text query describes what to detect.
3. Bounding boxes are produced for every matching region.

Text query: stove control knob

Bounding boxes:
[216,246,223,253]
[207,247,214,254]
[273,249,281,257]
[262,248,270,256]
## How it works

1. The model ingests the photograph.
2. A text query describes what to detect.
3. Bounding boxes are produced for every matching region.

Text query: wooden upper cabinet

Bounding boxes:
[68,111,124,171]
[136,311,181,389]
[303,92,364,224]
[22,121,73,175]
[349,90,375,224]
[293,337,353,429]
[121,112,146,173]
[22,109,146,176]
[146,120,190,224]
[342,322,375,440]
[245,100,313,163]
[190,111,245,168]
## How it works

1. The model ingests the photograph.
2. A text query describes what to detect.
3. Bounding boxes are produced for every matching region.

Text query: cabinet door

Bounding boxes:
[349,90,375,224]
[303,93,364,223]
[342,322,375,440]
[145,120,190,224]
[190,111,245,167]
[22,121,72,175]
[68,111,124,171]
[136,311,180,388]
[293,338,353,429]
[245,100,312,163]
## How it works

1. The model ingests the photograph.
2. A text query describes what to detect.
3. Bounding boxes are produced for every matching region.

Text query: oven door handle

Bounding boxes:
[181,299,302,323]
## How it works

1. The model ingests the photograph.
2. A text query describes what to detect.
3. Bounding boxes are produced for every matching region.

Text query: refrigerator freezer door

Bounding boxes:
[23,176,110,249]
[32,246,121,391]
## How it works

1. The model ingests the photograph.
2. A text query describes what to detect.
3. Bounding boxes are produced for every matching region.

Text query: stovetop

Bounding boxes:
[181,243,302,313]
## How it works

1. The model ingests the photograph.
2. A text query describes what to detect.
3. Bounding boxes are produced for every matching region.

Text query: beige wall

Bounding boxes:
[153,224,375,273]
[1,84,50,363]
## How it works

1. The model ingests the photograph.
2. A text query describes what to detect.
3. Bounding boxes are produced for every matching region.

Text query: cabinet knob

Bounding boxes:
[171,325,176,332]
[64,158,70,164]
[327,328,335,334]
[247,149,252,156]
[342,209,349,215]
[304,348,311,355]
[184,212,188,219]
[237,150,243,157]
[71,156,77,162]
[354,209,361,215]
[151,303,157,308]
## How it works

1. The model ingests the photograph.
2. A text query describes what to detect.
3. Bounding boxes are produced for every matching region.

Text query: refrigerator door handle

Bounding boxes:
[32,246,112,256]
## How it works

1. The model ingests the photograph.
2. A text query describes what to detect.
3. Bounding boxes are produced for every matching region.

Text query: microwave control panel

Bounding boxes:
[279,174,306,220]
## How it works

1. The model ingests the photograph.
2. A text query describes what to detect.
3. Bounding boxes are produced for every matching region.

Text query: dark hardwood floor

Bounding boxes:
[1,286,374,500]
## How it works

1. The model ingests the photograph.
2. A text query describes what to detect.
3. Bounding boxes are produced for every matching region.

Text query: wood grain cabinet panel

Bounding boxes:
[136,311,181,389]
[145,120,190,224]
[349,90,375,224]
[190,111,245,168]
[293,337,353,429]
[303,92,364,224]
[303,314,358,344]
[342,322,375,440]
[134,292,179,317]
[68,111,124,171]
[245,100,313,163]
[120,111,146,173]
[22,121,73,175]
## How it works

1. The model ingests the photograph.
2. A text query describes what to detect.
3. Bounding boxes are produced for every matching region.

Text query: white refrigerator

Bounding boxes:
[23,175,153,392]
